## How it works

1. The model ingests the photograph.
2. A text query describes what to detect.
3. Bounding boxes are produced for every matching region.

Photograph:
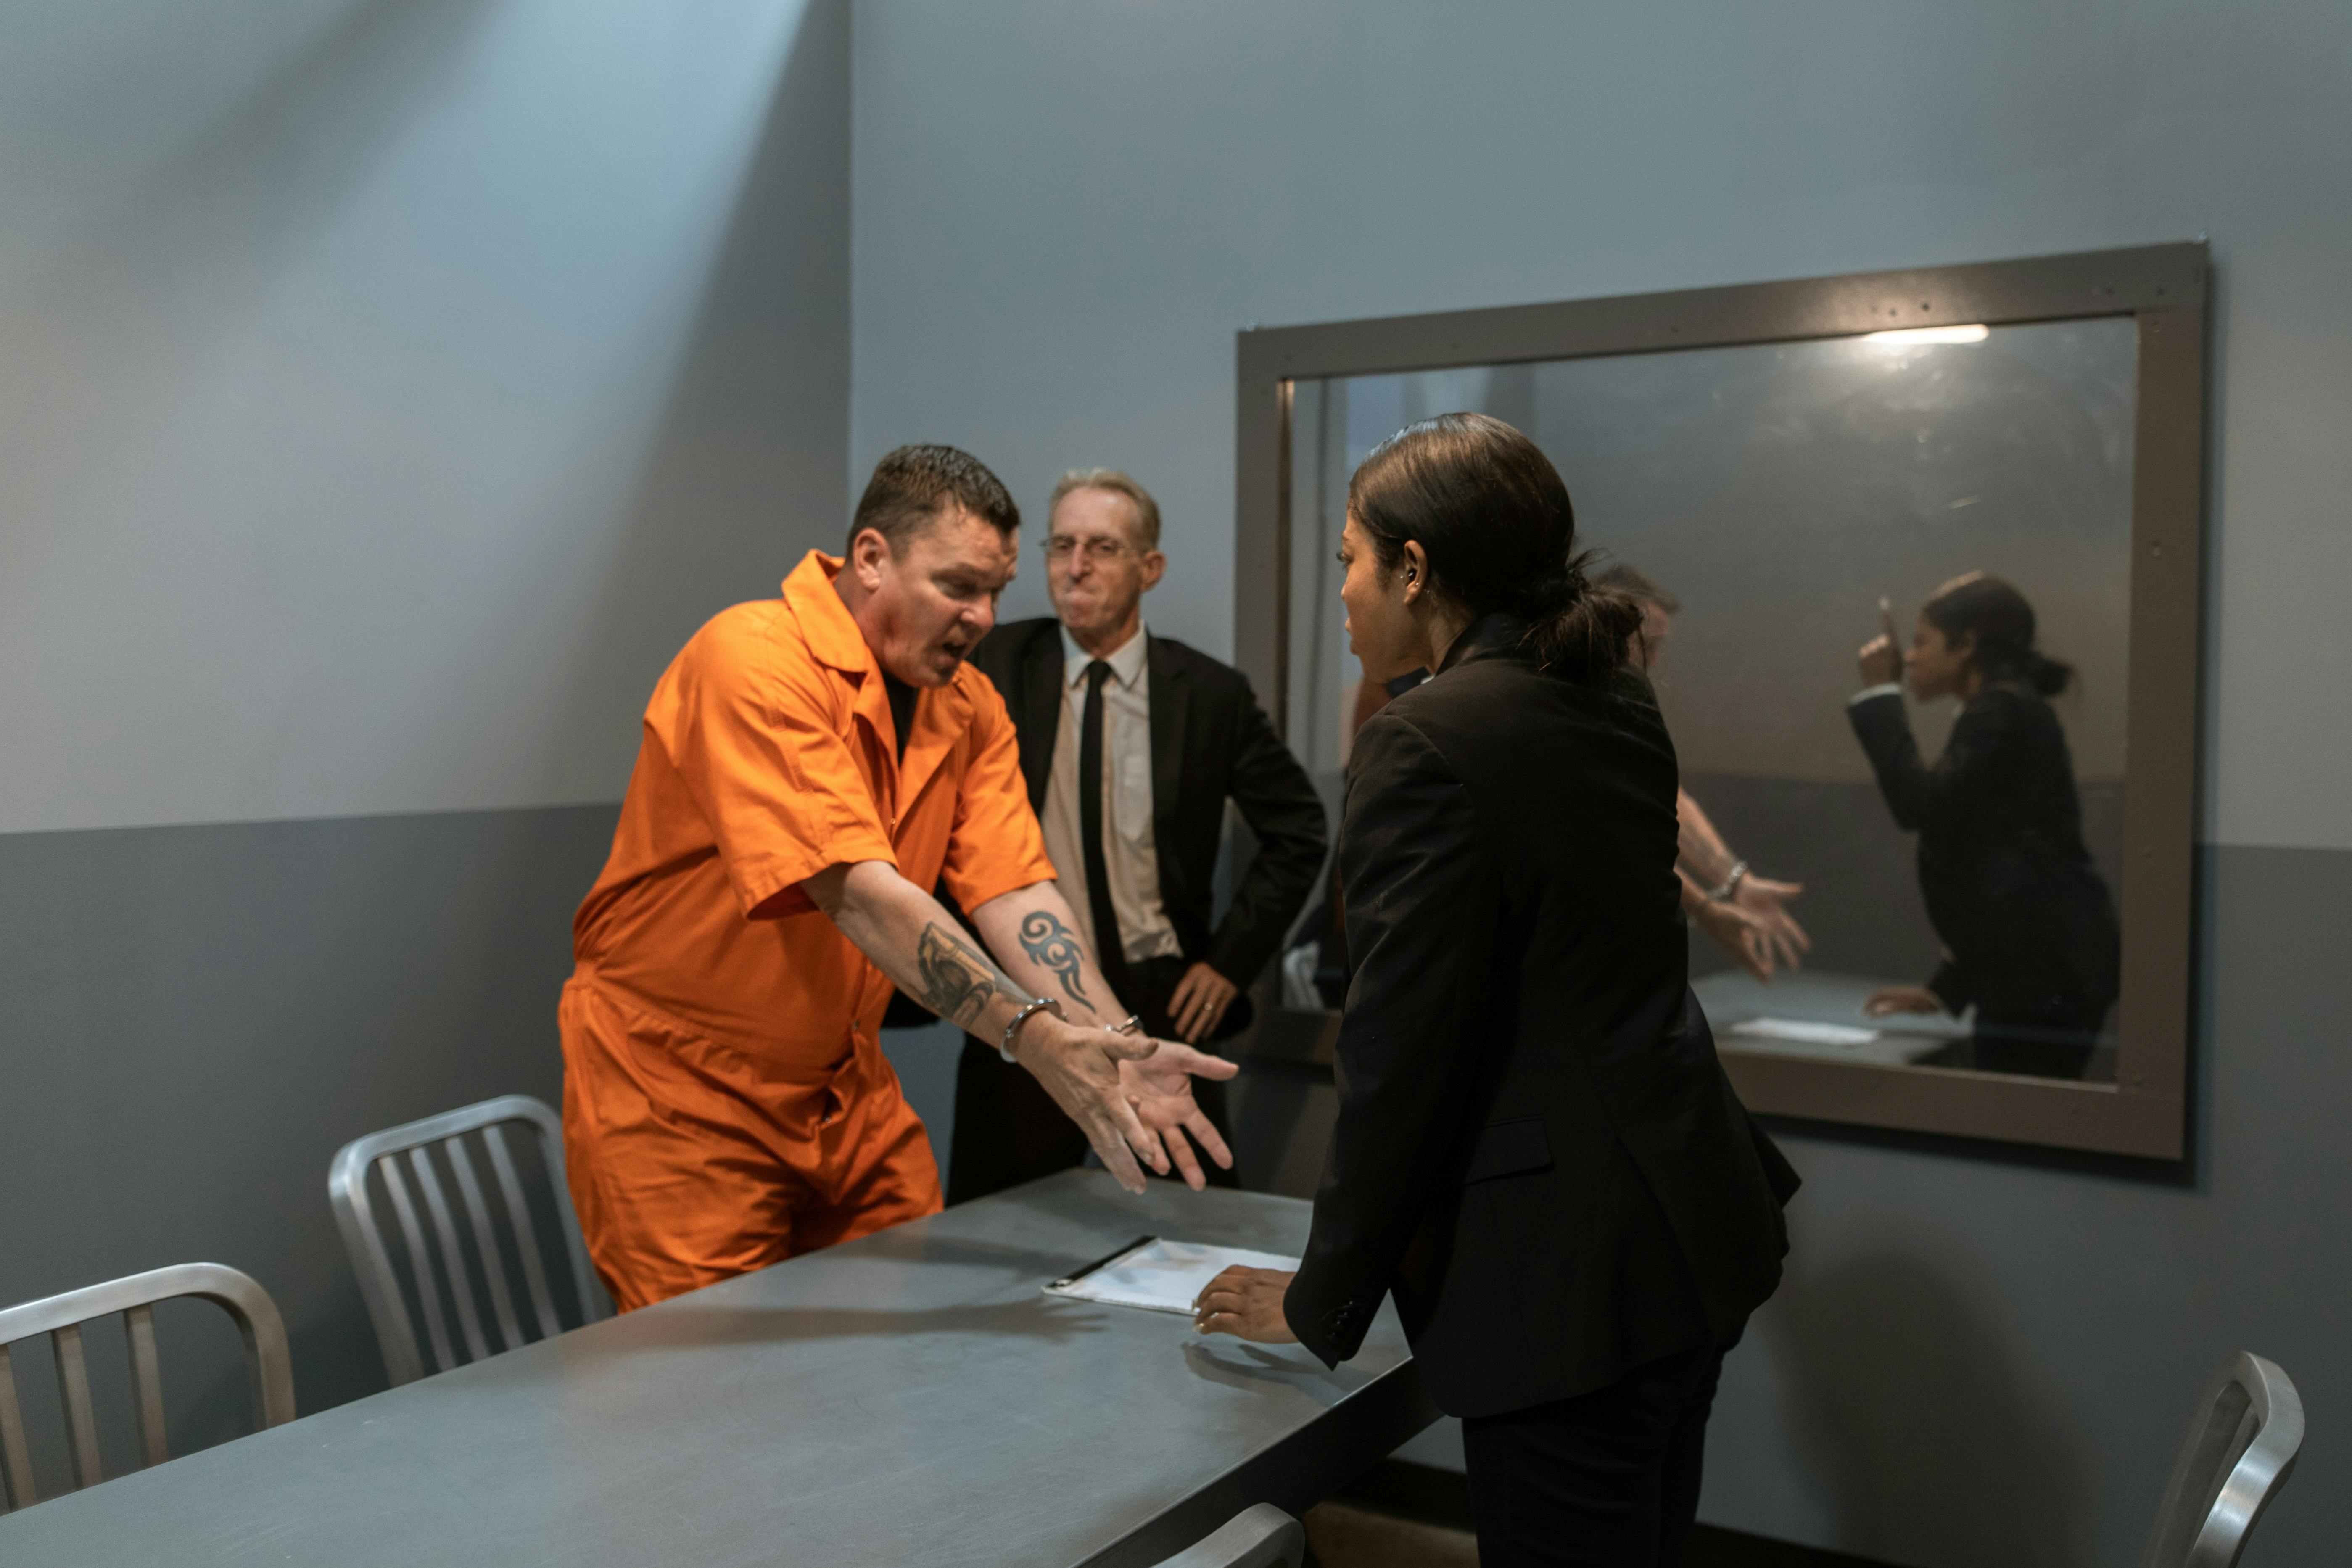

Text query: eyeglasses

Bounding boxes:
[1042,536,1138,563]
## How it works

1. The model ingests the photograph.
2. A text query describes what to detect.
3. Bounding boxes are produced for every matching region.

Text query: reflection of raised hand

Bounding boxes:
[1858,597,1903,686]
[1733,874,1811,971]
[1863,985,1943,1017]
[1117,1042,1238,1189]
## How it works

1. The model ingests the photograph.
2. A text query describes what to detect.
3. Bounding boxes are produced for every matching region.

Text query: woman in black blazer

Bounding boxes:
[1193,414,1797,1567]
[1849,574,2120,1079]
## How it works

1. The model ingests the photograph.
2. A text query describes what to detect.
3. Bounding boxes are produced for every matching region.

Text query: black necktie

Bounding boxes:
[1078,660,1130,1000]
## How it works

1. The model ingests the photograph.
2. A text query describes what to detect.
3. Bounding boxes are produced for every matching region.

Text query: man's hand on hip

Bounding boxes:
[1166,961,1240,1042]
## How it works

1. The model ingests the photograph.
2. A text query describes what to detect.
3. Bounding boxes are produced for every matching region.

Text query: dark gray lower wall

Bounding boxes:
[0,804,618,1492]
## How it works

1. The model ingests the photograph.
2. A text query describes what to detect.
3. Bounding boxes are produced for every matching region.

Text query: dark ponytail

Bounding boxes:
[1347,412,1642,686]
[1921,573,2072,697]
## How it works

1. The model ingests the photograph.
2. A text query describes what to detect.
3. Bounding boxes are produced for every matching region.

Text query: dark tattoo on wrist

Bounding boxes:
[916,923,1025,1029]
[1019,911,1091,1006]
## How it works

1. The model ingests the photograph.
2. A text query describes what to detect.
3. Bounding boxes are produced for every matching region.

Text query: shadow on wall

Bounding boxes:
[1761,1240,2088,1568]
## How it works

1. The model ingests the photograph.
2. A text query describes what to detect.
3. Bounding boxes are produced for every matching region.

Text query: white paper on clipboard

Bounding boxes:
[1041,1238,1301,1315]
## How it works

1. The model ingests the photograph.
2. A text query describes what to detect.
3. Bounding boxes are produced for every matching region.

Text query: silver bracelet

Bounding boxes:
[998,997,1066,1063]
[1707,861,1750,902]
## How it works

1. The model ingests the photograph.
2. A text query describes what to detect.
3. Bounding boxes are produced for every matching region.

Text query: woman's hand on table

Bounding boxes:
[1192,1265,1299,1343]
[1864,984,1943,1017]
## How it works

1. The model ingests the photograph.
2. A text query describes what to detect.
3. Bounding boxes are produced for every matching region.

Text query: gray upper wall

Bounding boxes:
[849,0,2352,853]
[0,0,852,836]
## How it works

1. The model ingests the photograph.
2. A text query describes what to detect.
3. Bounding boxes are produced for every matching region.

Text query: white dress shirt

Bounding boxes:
[1039,624,1183,966]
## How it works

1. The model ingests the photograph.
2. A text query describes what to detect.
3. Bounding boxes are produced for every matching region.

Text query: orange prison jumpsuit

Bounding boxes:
[560,550,1053,1310]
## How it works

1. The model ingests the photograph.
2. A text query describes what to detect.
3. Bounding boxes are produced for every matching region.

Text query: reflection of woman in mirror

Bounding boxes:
[1597,565,1811,985]
[1848,573,2121,1079]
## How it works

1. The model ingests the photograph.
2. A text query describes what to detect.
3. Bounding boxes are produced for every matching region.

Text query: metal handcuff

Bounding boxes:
[998,1003,1146,1063]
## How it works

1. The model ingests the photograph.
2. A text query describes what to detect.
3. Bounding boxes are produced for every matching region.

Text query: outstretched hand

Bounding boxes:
[1733,874,1811,972]
[1692,895,1778,982]
[1119,1040,1239,1189]
[1012,1019,1169,1192]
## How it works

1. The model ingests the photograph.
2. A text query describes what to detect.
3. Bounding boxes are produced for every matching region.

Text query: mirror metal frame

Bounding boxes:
[1231,243,2207,1160]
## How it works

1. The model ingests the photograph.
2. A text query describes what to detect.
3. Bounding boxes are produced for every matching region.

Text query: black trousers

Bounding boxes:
[945,953,1241,1205]
[1461,1344,1726,1568]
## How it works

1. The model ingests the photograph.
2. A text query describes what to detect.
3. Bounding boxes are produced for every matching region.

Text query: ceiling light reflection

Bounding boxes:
[1861,324,1990,346]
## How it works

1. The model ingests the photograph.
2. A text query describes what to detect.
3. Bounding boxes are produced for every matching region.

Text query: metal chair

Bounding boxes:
[2140,1351,2302,1568]
[0,1263,295,1511]
[1150,1504,1306,1568]
[328,1094,609,1386]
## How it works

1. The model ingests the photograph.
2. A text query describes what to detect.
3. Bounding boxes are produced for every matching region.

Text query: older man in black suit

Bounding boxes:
[947,468,1327,1201]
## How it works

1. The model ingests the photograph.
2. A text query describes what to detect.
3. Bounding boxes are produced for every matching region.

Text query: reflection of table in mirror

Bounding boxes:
[1695,969,1969,1068]
[0,1173,1436,1568]
[1697,970,2119,1083]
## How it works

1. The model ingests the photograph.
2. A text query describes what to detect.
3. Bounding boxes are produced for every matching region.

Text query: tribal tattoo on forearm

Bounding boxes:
[1018,911,1091,1006]
[915,923,1027,1029]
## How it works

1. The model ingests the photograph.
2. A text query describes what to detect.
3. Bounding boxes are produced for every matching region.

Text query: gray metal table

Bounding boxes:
[0,1172,1434,1567]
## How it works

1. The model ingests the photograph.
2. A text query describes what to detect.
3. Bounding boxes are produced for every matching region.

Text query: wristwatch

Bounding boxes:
[998,997,1067,1063]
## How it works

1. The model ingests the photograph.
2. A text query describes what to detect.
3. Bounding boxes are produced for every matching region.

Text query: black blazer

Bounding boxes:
[968,618,1328,990]
[1848,683,2120,1028]
[1283,615,1798,1420]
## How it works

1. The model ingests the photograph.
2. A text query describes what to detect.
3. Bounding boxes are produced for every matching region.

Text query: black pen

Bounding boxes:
[1050,1235,1156,1290]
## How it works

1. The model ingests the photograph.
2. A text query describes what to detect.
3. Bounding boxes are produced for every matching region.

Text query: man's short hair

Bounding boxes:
[1593,562,1680,615]
[850,445,1020,554]
[1048,467,1161,549]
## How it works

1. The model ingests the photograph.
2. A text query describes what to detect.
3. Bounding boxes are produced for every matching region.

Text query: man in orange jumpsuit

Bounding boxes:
[561,445,1236,1311]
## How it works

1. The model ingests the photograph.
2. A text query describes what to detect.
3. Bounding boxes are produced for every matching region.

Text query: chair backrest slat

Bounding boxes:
[0,1341,36,1508]
[2141,1352,2303,1568]
[329,1096,609,1386]
[482,1122,562,1340]
[324,1152,425,1388]
[1151,1504,1306,1568]
[407,1147,490,1365]
[443,1135,524,1353]
[123,1302,169,1468]
[377,1153,459,1375]
[0,1264,293,1515]
[50,1322,103,1489]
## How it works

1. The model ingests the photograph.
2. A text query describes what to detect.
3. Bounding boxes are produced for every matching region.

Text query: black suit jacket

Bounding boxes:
[1283,615,1798,1419]
[967,618,1327,990]
[1848,683,2119,1027]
